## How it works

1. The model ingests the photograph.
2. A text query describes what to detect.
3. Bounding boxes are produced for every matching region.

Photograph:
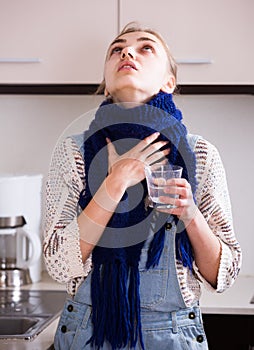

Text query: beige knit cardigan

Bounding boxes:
[43,135,242,306]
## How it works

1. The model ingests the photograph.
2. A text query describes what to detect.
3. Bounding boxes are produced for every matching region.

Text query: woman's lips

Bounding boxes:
[118,61,137,71]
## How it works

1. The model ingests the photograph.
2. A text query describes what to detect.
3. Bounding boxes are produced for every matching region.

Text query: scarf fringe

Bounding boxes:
[87,261,144,350]
[176,231,194,271]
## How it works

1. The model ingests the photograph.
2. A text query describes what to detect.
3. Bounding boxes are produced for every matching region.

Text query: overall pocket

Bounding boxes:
[54,298,91,350]
[139,243,169,308]
[179,322,208,350]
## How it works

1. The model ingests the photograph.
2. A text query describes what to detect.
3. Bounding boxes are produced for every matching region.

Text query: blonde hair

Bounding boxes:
[96,22,178,95]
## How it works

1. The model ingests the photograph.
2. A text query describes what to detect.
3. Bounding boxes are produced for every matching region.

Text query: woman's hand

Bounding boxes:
[106,132,170,189]
[157,178,222,287]
[158,178,198,225]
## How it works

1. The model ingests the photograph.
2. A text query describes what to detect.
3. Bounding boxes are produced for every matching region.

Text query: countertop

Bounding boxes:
[0,272,253,349]
[0,272,65,350]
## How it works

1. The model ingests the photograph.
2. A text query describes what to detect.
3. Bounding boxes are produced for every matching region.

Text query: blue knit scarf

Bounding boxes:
[78,91,197,349]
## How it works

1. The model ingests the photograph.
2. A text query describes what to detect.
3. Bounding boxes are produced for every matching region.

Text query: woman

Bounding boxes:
[43,23,242,350]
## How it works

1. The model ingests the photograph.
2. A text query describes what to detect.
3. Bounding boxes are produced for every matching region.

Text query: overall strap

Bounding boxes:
[187,134,200,152]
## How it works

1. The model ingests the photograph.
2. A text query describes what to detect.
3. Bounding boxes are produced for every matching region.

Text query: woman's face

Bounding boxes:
[104,31,175,103]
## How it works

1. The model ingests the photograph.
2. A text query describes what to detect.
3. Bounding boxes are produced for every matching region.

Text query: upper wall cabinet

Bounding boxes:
[119,0,254,85]
[0,0,117,83]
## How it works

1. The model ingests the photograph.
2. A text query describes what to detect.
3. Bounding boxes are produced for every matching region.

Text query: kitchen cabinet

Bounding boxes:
[200,275,254,350]
[203,314,254,350]
[1,0,253,86]
[119,0,254,85]
[0,0,118,84]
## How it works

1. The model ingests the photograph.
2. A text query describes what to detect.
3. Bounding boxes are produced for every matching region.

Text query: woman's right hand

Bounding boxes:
[106,132,170,189]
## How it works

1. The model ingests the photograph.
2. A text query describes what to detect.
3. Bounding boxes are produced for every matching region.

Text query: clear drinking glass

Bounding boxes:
[145,163,183,209]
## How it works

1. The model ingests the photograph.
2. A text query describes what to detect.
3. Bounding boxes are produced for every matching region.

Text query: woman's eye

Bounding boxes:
[110,47,122,55]
[142,45,153,52]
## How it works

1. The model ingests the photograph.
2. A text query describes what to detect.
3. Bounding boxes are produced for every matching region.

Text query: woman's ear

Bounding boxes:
[104,87,110,97]
[161,75,176,93]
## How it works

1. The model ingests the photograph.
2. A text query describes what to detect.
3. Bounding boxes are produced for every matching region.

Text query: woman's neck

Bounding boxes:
[110,88,158,107]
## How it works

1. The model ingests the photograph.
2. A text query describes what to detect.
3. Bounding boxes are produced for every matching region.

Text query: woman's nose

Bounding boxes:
[121,46,135,59]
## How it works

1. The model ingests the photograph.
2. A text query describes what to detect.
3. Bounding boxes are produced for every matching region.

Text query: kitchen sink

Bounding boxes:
[0,316,45,336]
[0,289,67,339]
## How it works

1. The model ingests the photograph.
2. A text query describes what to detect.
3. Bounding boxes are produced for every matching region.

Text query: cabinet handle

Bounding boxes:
[0,58,42,63]
[176,58,213,64]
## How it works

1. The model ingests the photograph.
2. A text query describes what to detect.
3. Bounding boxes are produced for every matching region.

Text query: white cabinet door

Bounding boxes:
[0,0,117,83]
[119,0,254,84]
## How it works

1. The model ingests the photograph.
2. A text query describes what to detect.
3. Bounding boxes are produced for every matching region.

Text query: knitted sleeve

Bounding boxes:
[43,137,92,295]
[194,138,242,292]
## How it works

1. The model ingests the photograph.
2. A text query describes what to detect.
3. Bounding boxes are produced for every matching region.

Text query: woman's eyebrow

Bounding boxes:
[109,36,156,48]
[109,38,126,47]
[137,37,156,43]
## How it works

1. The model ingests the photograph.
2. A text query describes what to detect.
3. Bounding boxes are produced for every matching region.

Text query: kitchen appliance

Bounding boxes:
[0,175,42,287]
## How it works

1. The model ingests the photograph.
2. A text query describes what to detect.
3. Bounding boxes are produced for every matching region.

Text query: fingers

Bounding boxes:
[142,132,161,146]
[145,148,170,165]
[159,196,188,209]
[106,137,120,174]
[157,179,194,216]
[106,137,117,156]
[135,132,170,164]
[163,179,191,198]
[135,132,160,152]
[106,132,170,170]
[142,140,169,159]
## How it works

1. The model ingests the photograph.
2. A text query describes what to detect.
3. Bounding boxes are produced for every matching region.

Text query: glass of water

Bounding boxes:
[144,163,183,209]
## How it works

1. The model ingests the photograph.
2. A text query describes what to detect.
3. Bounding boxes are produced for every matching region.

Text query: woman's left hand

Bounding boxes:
[157,178,198,225]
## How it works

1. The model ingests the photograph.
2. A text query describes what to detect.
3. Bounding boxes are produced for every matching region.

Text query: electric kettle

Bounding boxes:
[0,175,42,287]
[0,215,41,287]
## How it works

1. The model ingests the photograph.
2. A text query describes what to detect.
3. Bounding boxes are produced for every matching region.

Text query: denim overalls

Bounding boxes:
[54,134,209,350]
